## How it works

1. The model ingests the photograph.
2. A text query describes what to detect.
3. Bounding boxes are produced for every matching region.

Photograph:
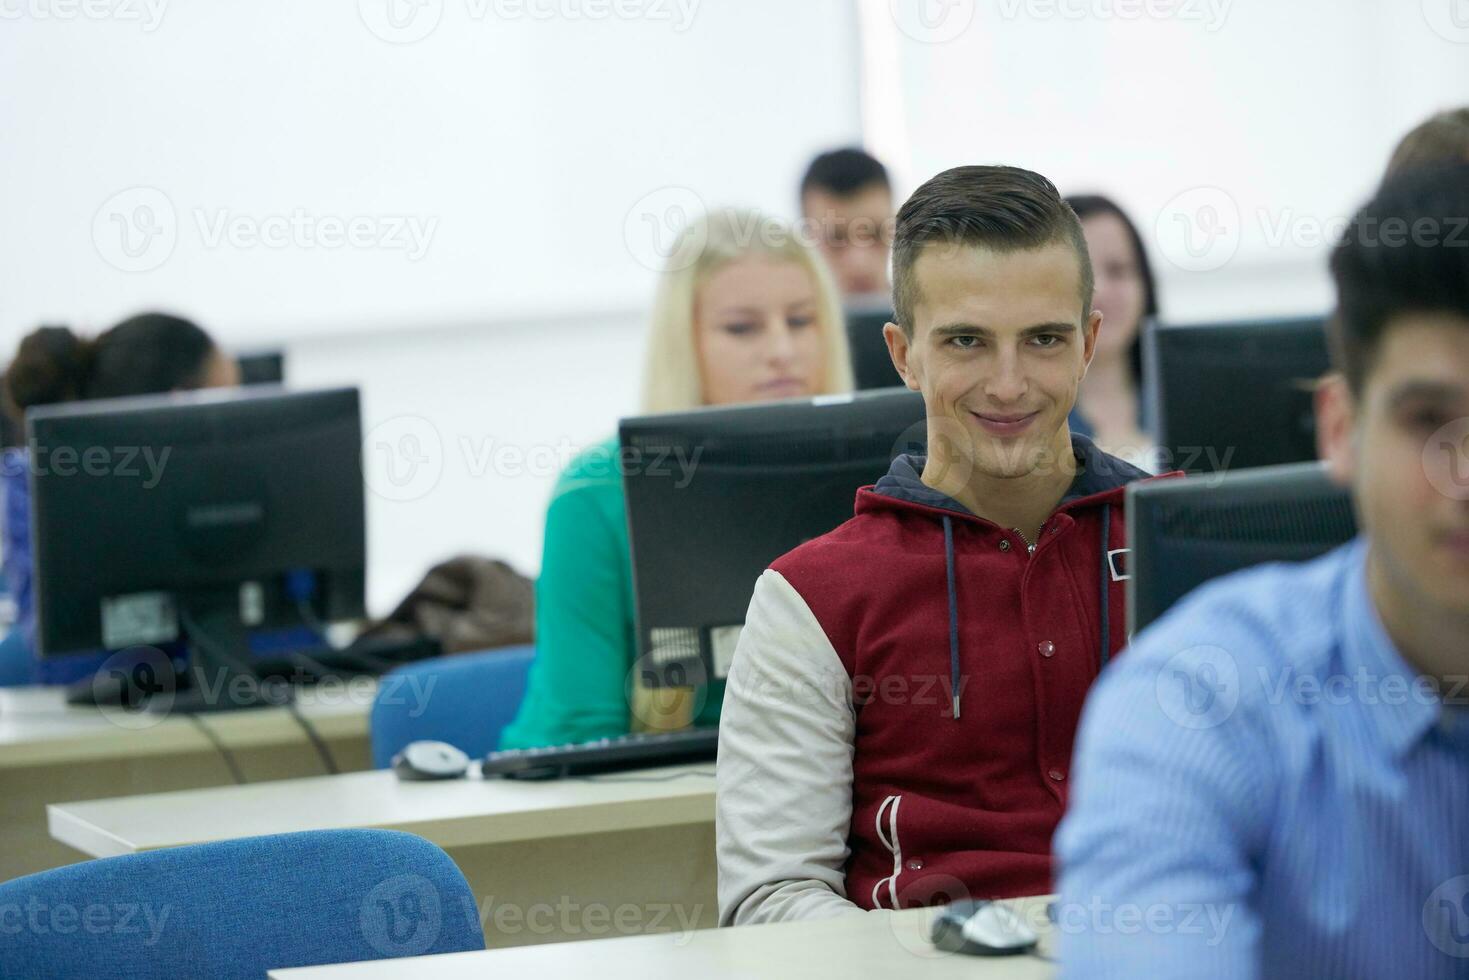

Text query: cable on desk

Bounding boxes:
[296,599,398,674]
[573,770,717,783]
[286,700,340,775]
[181,606,339,775]
[187,714,246,785]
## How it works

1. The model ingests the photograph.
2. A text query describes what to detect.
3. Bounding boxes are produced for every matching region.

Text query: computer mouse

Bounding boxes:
[392,740,470,781]
[930,899,1039,956]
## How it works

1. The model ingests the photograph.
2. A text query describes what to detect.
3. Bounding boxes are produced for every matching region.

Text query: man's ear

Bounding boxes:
[1080,310,1103,376]
[883,321,922,392]
[1315,371,1356,487]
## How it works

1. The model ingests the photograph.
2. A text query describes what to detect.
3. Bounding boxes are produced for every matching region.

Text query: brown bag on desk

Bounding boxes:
[362,555,534,654]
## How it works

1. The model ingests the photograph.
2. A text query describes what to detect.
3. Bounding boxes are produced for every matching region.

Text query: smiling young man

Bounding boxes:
[716,165,1164,925]
[1056,164,1469,978]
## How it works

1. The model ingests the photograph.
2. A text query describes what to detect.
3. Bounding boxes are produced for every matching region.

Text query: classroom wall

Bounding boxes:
[860,0,1469,322]
[4,0,1468,612]
[287,311,646,613]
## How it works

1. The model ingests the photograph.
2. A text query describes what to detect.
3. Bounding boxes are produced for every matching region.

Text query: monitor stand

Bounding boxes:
[166,597,292,714]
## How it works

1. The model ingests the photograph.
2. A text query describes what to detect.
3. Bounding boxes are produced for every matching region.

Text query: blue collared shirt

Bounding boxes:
[1056,538,1469,978]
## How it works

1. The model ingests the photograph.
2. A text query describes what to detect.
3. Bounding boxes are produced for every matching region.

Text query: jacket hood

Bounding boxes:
[863,432,1153,521]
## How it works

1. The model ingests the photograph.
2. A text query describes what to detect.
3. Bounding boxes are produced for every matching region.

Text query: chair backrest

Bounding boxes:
[0,625,31,686]
[370,644,534,768]
[0,829,485,979]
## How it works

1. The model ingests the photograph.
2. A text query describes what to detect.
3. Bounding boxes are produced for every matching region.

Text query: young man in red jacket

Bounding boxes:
[716,165,1165,925]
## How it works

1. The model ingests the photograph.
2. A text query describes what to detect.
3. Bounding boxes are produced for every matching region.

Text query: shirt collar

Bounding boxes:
[1340,536,1441,759]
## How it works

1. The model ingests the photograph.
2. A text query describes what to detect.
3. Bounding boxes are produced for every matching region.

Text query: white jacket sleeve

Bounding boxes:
[716,568,862,926]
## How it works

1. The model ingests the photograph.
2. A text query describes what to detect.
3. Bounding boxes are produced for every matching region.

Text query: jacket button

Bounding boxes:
[1048,769,1065,782]
[1038,640,1055,658]
[999,539,1011,552]
[906,858,924,870]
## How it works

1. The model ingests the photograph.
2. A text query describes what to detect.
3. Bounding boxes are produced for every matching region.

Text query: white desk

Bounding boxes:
[49,763,718,948]
[2,683,372,883]
[269,901,1057,979]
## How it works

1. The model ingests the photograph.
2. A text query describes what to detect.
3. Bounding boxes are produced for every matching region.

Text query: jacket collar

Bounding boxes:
[864,432,1153,520]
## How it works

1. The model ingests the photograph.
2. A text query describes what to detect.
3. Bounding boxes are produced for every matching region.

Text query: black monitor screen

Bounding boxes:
[28,386,365,659]
[846,303,903,391]
[622,388,927,687]
[1126,462,1357,635]
[1145,316,1330,474]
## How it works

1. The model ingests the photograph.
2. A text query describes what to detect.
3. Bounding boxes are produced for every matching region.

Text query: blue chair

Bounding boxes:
[0,829,485,978]
[0,625,31,687]
[370,645,534,768]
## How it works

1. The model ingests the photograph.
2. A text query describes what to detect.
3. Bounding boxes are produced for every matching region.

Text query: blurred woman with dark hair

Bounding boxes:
[1,313,237,684]
[1064,194,1161,472]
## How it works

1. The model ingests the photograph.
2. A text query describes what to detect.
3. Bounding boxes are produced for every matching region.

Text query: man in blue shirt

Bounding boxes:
[1056,162,1469,978]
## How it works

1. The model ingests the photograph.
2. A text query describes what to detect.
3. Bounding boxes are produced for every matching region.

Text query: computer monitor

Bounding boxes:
[622,388,927,687]
[1126,461,1357,635]
[1144,315,1331,474]
[236,349,286,386]
[27,385,366,711]
[845,300,903,391]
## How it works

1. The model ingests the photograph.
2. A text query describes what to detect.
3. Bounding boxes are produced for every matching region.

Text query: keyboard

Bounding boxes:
[481,726,719,780]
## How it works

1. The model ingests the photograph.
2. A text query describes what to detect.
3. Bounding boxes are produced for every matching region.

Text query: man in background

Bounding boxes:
[800,148,895,301]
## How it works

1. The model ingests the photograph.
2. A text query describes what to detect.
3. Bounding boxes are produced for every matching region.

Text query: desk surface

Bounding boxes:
[270,901,1057,979]
[49,763,716,858]
[0,683,373,769]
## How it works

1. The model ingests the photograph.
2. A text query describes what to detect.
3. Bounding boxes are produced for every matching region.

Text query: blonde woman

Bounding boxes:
[500,209,853,749]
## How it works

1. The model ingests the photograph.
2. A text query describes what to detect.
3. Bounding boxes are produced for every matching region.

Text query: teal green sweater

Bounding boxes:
[500,436,724,749]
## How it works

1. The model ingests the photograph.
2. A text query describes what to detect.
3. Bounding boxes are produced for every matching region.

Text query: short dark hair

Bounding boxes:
[1384,107,1469,181]
[800,148,890,201]
[1328,162,1469,394]
[892,165,1092,335]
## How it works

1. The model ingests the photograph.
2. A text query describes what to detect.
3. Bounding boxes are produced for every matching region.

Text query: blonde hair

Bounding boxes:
[639,207,854,413]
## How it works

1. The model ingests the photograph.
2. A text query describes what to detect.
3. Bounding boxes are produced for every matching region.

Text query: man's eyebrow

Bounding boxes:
[928,321,1077,337]
[1386,379,1468,407]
